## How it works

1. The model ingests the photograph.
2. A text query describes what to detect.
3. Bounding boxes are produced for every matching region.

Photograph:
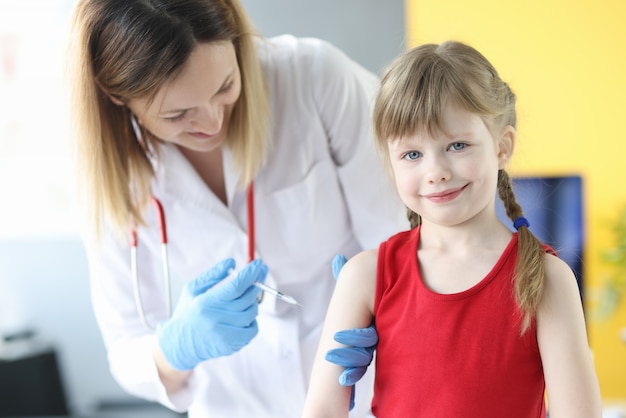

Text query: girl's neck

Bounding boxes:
[419,216,512,252]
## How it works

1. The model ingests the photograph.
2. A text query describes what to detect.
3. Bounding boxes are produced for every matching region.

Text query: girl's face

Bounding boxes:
[387,102,514,228]
[126,41,242,153]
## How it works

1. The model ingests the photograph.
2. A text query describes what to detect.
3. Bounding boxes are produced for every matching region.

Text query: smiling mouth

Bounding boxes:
[425,185,467,202]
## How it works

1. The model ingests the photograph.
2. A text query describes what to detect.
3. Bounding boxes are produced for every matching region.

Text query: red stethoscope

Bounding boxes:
[129,184,256,331]
[128,115,299,330]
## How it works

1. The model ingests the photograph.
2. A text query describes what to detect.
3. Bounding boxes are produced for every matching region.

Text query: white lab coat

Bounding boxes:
[85,35,407,417]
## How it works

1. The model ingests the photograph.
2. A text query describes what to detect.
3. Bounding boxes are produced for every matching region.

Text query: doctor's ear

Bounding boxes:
[497,125,516,169]
[108,95,125,106]
[94,78,126,106]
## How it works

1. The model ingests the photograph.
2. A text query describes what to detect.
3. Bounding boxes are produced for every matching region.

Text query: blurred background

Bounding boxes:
[0,0,404,416]
[1,0,625,417]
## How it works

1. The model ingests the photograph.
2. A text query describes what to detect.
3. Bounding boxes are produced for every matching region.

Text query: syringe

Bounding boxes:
[253,281,302,306]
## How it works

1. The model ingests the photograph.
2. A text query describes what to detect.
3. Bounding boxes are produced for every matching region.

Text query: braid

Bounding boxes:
[407,208,421,230]
[497,170,523,220]
[497,170,546,333]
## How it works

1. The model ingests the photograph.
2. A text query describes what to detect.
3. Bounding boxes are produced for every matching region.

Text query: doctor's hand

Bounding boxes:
[325,254,378,411]
[156,258,268,371]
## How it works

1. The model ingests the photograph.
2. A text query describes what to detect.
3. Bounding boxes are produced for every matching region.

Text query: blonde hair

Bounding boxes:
[68,0,269,239]
[373,41,545,333]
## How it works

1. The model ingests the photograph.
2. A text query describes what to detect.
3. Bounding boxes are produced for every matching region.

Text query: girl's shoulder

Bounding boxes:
[542,250,578,288]
[539,251,582,315]
[341,248,379,284]
[347,248,379,270]
[336,248,379,311]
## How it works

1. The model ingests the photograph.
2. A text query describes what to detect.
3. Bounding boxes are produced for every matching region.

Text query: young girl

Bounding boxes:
[302,41,602,418]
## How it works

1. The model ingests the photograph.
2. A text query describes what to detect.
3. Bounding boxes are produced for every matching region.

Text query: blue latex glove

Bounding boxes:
[157,258,268,370]
[324,254,378,410]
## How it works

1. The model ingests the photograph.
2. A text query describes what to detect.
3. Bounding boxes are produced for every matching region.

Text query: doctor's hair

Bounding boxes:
[68,0,268,239]
[373,40,545,334]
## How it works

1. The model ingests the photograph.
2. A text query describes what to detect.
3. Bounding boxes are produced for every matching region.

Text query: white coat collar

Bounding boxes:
[153,144,242,211]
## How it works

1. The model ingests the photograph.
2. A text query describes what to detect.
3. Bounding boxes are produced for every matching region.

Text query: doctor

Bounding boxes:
[68,0,407,416]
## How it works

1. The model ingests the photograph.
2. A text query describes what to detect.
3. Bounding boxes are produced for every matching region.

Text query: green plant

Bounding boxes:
[597,206,626,320]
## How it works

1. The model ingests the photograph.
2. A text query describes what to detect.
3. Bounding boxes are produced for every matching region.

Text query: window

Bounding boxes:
[0,1,77,238]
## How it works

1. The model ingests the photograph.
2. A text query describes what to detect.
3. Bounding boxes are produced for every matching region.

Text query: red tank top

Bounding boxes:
[372,227,547,418]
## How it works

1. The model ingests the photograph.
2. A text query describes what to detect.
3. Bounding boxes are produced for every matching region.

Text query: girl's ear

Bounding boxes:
[497,125,516,169]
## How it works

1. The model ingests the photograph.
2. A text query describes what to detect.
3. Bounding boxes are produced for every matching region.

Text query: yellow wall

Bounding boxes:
[405,0,626,400]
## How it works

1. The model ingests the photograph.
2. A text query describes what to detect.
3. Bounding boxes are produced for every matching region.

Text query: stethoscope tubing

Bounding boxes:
[128,114,257,330]
[130,197,172,330]
[131,183,255,331]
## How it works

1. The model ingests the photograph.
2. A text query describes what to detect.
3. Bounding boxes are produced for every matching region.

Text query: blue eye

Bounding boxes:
[449,142,467,151]
[404,151,421,161]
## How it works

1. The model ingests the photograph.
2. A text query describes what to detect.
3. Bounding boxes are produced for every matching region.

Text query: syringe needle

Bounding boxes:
[253,281,302,306]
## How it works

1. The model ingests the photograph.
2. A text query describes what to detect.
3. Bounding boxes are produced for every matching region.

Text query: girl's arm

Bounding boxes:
[537,253,602,418]
[302,249,379,418]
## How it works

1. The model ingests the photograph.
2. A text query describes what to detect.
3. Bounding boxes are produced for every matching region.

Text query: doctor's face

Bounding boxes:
[127,41,242,153]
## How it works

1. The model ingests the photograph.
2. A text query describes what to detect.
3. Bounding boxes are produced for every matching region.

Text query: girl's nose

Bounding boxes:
[424,155,451,184]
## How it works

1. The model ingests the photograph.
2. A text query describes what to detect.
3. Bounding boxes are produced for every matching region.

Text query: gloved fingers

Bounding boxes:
[333,325,378,347]
[211,259,268,302]
[202,284,260,310]
[339,366,367,387]
[201,272,266,309]
[238,278,265,303]
[332,253,348,280]
[190,322,259,360]
[221,321,259,351]
[325,346,373,368]
[187,258,236,296]
[349,386,356,411]
[204,302,259,327]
